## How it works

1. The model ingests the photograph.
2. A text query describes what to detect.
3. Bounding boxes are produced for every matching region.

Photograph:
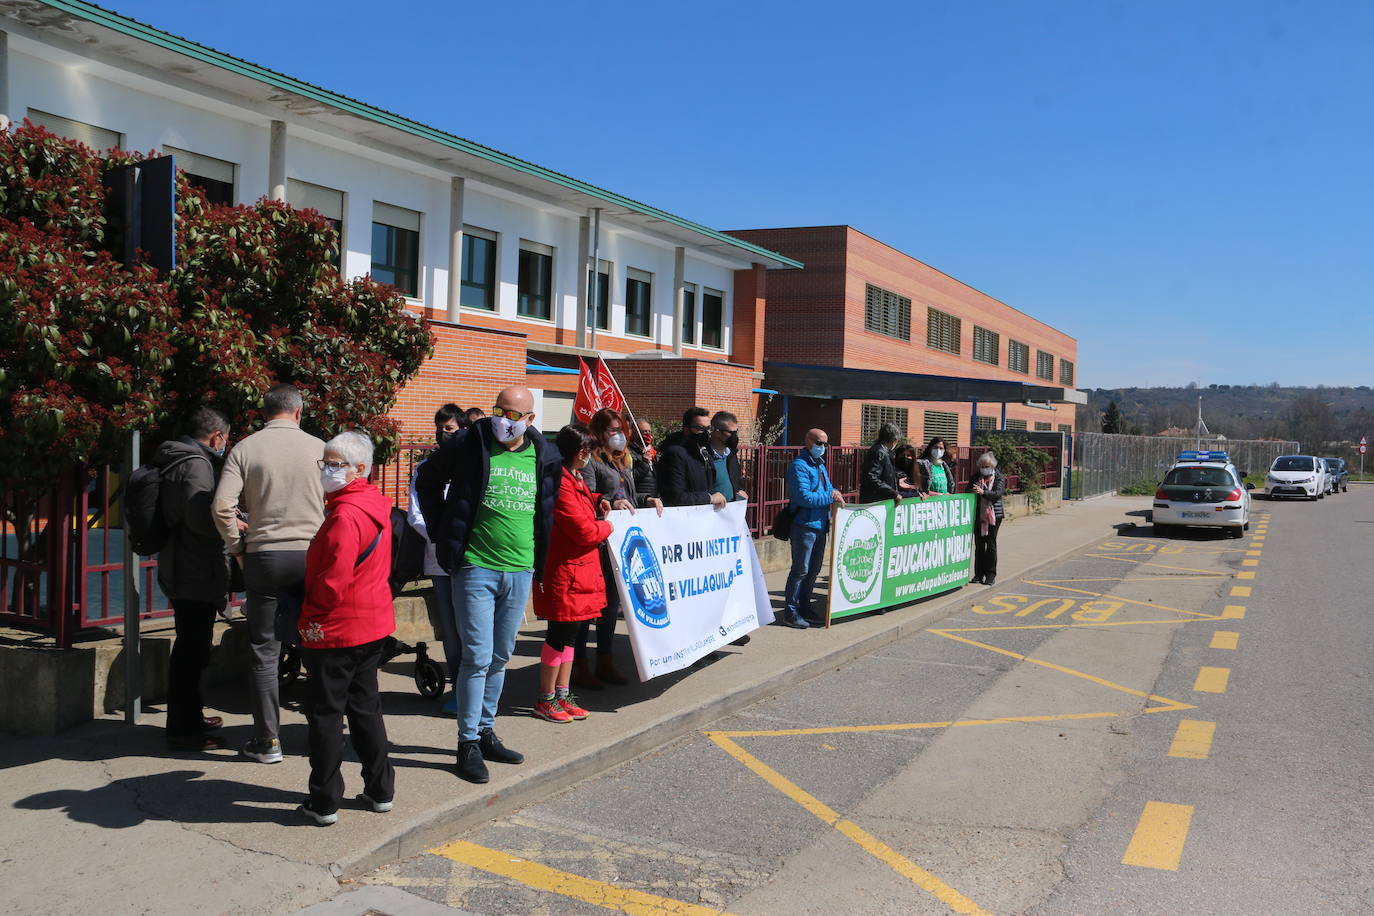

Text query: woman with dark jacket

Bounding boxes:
[970,451,1007,585]
[914,437,956,497]
[576,408,663,687]
[531,424,611,723]
[297,430,395,827]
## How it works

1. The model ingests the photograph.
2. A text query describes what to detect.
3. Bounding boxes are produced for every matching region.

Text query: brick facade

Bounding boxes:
[390,321,528,442]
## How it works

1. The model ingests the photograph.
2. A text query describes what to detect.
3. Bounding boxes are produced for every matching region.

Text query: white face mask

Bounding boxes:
[321,466,351,493]
[980,467,995,477]
[607,432,627,452]
[931,448,945,461]
[491,416,528,444]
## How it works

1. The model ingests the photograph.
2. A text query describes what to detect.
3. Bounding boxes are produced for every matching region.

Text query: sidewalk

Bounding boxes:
[0,496,1148,916]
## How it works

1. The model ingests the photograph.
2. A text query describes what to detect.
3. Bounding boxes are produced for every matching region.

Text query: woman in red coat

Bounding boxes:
[531,423,613,723]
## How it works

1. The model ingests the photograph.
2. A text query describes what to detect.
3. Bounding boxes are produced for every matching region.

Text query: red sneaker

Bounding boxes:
[557,694,589,720]
[533,699,572,723]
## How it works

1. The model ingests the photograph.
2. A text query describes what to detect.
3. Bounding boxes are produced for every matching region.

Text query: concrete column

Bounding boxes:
[672,246,686,357]
[446,176,465,323]
[0,31,10,131]
[268,120,287,201]
[588,208,601,351]
[576,214,589,346]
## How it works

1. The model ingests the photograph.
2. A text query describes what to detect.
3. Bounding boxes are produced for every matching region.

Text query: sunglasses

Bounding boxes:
[491,406,531,422]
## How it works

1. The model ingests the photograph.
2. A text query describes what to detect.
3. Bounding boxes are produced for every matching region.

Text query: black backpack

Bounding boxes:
[124,454,206,556]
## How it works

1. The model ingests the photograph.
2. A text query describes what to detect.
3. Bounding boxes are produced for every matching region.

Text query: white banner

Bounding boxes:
[605,501,773,680]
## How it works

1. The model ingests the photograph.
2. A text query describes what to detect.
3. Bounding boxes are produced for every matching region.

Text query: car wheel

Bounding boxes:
[1244,520,1250,531]
[1229,526,1243,538]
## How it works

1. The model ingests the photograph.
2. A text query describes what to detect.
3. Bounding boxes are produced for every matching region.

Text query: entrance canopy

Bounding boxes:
[762,361,1087,405]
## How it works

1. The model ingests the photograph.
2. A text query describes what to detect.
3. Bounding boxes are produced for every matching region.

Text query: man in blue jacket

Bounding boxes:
[782,428,845,628]
[415,385,562,783]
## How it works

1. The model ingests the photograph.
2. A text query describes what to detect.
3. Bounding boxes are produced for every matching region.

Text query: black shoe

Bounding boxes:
[456,740,489,783]
[730,634,751,647]
[779,613,810,629]
[969,575,984,585]
[167,732,227,752]
[984,575,996,586]
[478,728,524,765]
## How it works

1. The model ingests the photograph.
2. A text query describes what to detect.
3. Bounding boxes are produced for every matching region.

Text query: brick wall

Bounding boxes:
[389,321,528,442]
[610,358,759,440]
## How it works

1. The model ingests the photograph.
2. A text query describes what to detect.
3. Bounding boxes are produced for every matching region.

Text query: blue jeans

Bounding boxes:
[784,522,828,619]
[451,565,532,743]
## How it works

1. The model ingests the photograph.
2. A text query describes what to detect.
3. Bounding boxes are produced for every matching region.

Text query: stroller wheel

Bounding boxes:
[279,645,302,687]
[415,657,445,698]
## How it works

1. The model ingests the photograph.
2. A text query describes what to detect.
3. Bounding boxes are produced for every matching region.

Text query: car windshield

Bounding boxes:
[1325,459,1344,471]
[1272,457,1314,471]
[1164,467,1233,487]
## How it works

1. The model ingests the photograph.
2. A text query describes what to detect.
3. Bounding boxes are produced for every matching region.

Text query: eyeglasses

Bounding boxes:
[317,459,350,470]
[491,406,531,422]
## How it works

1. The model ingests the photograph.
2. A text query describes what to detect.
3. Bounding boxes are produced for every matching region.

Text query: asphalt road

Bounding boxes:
[359,488,1374,915]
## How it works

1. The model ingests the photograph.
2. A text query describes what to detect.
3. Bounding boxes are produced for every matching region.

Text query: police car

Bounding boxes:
[1152,451,1251,538]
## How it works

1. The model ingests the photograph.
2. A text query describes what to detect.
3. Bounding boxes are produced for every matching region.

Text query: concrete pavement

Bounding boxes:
[0,496,1145,916]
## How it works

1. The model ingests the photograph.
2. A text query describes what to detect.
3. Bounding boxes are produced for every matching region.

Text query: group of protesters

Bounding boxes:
[151,381,1005,826]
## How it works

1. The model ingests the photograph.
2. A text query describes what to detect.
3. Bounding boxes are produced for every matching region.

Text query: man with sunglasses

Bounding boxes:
[415,385,562,783]
[659,409,747,509]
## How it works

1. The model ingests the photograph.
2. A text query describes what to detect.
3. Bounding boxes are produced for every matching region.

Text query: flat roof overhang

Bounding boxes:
[763,361,1088,405]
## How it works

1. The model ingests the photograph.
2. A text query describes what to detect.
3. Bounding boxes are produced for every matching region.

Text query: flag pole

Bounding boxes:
[598,358,648,453]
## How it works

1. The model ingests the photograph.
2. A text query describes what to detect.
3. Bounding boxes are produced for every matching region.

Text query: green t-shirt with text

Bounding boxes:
[929,462,949,494]
[465,439,537,572]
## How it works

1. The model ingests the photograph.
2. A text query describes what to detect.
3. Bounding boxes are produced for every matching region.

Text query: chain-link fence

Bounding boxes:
[1069,433,1300,499]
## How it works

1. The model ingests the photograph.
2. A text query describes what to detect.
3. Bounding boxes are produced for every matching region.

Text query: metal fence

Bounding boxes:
[1069,433,1300,499]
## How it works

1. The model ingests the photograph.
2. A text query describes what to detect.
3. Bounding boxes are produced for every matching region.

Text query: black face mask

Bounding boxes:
[693,429,712,449]
[437,429,456,447]
[725,433,740,451]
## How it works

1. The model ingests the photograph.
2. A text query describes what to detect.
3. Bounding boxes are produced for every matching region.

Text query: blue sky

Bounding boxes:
[116,0,1373,389]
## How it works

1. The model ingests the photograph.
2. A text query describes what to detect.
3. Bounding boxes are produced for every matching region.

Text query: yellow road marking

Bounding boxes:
[1193,666,1230,693]
[1079,554,1235,573]
[432,840,739,915]
[940,617,1226,634]
[1167,720,1217,759]
[706,734,993,915]
[1237,571,1255,580]
[1241,559,1259,567]
[716,711,1124,739]
[1210,631,1239,649]
[1123,802,1195,870]
[1221,605,1246,619]
[1022,580,1216,618]
[1230,586,1252,597]
[1246,550,1262,556]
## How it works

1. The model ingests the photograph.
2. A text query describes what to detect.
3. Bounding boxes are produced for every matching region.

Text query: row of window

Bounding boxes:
[29,108,726,345]
[860,404,1073,445]
[863,282,1075,386]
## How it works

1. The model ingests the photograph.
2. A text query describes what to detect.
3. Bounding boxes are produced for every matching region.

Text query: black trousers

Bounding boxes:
[973,519,1001,582]
[300,637,395,815]
[167,597,222,737]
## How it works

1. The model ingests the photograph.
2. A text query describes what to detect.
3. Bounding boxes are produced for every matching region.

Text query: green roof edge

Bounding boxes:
[37,0,804,270]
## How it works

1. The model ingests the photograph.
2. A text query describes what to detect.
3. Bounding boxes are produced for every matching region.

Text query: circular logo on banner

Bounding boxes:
[620,526,669,629]
[836,508,884,606]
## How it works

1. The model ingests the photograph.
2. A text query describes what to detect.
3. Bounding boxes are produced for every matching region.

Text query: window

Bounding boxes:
[975,416,997,431]
[461,225,497,310]
[973,326,999,366]
[1008,340,1030,374]
[28,109,121,151]
[1034,421,1052,431]
[864,284,911,340]
[588,259,612,330]
[923,410,959,449]
[164,146,235,206]
[681,282,697,345]
[287,179,345,268]
[702,288,724,349]
[1036,350,1055,381]
[625,268,653,337]
[539,391,576,435]
[518,241,554,320]
[371,202,420,298]
[1005,418,1028,431]
[927,307,961,355]
[1057,424,1073,434]
[860,405,909,444]
[1059,359,1075,386]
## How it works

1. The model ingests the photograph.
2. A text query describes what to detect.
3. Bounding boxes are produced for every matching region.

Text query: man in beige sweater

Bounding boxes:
[213,384,326,763]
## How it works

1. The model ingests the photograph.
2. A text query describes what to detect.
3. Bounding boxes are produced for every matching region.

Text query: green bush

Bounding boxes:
[980,433,1054,511]
[1118,479,1159,496]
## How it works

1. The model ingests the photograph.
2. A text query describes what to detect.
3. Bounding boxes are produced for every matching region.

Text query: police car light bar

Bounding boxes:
[1176,450,1230,463]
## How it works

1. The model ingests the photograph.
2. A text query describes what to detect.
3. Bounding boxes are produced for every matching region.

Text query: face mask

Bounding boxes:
[810,444,826,460]
[980,467,995,477]
[931,448,945,460]
[491,416,527,444]
[437,429,456,447]
[321,466,350,493]
[607,432,627,452]
[212,440,226,458]
[723,432,739,451]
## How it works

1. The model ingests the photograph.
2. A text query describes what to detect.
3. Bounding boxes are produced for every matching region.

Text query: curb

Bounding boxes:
[335,508,1128,878]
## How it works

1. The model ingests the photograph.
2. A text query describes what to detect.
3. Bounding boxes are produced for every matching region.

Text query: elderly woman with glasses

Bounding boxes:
[296,430,395,827]
[969,451,1006,585]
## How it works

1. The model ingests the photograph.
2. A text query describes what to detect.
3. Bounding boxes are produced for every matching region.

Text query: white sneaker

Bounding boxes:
[241,737,282,764]
[359,793,393,813]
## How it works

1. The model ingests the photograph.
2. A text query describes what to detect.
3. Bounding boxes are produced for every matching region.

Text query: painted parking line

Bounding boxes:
[1237,571,1255,580]
[1210,631,1240,650]
[1246,550,1262,556]
[1221,605,1246,619]
[1193,666,1230,693]
[1230,586,1252,597]
[1123,801,1195,870]
[1241,559,1259,567]
[1167,720,1217,759]
[433,840,741,916]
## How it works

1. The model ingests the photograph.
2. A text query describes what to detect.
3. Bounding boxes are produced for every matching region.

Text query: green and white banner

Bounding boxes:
[827,493,975,620]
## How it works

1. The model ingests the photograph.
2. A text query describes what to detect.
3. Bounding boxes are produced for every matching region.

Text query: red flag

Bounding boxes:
[595,359,625,413]
[573,357,600,424]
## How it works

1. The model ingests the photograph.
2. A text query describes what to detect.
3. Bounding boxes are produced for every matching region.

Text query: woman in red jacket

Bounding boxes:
[531,423,613,723]
[297,430,395,827]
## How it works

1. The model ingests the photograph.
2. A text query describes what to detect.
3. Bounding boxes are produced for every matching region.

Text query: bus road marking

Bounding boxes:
[1210,631,1240,650]
[1123,801,1195,870]
[1193,667,1230,693]
[1167,720,1217,759]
